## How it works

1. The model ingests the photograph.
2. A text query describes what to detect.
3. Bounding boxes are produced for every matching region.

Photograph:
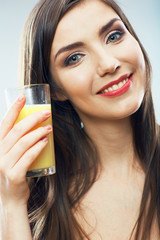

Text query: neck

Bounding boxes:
[82,117,141,180]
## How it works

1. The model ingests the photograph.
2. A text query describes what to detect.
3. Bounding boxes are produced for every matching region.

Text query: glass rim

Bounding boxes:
[5,83,50,92]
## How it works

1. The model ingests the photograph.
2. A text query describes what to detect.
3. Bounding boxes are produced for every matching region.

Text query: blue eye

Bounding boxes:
[107,31,124,43]
[65,54,82,66]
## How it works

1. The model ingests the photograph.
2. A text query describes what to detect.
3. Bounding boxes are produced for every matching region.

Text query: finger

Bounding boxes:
[12,137,49,178]
[6,125,52,168]
[0,109,51,156]
[0,95,26,141]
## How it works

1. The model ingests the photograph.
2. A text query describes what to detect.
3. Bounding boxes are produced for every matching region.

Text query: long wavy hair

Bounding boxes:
[19,0,160,239]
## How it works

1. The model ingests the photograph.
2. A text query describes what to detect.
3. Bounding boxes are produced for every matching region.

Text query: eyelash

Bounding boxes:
[64,53,84,67]
[64,29,125,67]
[106,29,125,43]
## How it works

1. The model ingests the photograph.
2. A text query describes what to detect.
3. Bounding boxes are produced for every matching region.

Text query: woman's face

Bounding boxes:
[50,0,146,123]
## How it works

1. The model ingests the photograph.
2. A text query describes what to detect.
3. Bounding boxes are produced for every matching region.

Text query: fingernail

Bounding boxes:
[42,109,51,117]
[42,137,48,142]
[17,95,25,103]
[44,125,52,131]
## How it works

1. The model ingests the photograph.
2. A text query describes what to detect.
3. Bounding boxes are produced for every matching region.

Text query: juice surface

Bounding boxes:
[16,104,55,171]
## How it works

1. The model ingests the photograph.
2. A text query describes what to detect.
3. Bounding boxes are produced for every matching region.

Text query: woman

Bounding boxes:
[0,0,159,239]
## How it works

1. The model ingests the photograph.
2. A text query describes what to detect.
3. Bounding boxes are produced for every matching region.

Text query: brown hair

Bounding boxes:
[19,0,160,239]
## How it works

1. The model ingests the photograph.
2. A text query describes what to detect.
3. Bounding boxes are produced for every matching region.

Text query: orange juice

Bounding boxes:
[16,104,55,171]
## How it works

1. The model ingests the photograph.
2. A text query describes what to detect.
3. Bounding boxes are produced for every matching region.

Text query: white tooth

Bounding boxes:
[108,87,113,92]
[104,89,109,93]
[112,84,119,90]
[123,80,126,84]
[118,82,123,88]
[126,78,129,82]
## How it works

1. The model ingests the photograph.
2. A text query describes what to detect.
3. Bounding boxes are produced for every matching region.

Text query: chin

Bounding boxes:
[112,97,144,120]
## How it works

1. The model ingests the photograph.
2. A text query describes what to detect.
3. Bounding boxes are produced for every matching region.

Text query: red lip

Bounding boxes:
[97,73,133,98]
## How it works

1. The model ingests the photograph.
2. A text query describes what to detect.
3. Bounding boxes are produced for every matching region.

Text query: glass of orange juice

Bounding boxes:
[5,84,56,178]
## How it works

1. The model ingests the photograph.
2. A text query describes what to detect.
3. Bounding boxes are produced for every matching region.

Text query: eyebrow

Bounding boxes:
[98,18,121,36]
[54,18,121,61]
[54,42,84,61]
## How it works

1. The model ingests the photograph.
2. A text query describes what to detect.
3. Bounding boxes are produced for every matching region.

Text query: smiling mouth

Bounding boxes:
[97,73,133,97]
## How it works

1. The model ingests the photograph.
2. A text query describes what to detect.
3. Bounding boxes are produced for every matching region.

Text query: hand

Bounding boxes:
[0,95,52,206]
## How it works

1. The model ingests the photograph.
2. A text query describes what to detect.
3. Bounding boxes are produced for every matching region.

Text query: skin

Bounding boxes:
[0,95,52,239]
[49,0,158,239]
[0,0,157,239]
[50,0,145,124]
[49,0,146,186]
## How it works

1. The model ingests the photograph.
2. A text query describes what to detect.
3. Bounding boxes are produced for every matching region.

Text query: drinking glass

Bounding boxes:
[5,84,56,178]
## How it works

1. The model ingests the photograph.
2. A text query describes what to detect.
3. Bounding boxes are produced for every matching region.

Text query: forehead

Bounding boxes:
[53,0,119,46]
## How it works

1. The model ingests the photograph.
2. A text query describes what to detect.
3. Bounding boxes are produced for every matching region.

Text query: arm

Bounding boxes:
[0,202,32,240]
[0,95,52,240]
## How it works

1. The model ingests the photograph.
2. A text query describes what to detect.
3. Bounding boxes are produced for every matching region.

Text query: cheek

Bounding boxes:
[119,36,145,71]
[51,70,88,100]
[53,66,92,100]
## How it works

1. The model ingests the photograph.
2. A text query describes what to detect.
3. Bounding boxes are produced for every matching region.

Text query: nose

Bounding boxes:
[96,50,120,77]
